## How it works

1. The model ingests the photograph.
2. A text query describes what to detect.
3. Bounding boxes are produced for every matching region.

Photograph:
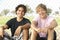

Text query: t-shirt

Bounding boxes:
[6,17,31,36]
[33,15,54,37]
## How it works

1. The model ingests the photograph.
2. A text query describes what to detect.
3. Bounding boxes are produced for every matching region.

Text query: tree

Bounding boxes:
[0,13,2,16]
[47,8,52,15]
[0,9,10,16]
[11,10,16,14]
[26,5,33,13]
[11,5,33,14]
[55,11,59,14]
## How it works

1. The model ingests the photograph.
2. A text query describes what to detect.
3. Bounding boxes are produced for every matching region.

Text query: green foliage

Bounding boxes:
[0,16,60,26]
[26,5,33,13]
[47,8,52,15]
[0,9,10,16]
[0,16,12,25]
[55,11,59,14]
[55,17,60,25]
[9,5,33,15]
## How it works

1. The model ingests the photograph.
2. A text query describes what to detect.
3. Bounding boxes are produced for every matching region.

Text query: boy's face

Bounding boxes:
[37,7,47,18]
[16,7,25,18]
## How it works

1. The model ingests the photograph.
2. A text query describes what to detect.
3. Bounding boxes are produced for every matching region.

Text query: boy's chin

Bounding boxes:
[41,16,46,18]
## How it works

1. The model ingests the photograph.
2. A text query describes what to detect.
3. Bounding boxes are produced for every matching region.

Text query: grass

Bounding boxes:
[0,16,34,26]
[55,17,60,25]
[0,16,60,25]
[0,16,13,26]
[0,16,60,40]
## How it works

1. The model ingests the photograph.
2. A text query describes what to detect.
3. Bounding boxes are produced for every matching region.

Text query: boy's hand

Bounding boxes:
[36,28,41,33]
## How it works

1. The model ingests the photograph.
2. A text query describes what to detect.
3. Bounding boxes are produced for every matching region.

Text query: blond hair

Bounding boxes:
[36,4,47,13]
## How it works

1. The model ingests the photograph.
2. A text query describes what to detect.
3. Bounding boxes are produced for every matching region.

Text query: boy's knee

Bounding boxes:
[48,29,54,33]
[31,29,38,37]
[23,28,30,35]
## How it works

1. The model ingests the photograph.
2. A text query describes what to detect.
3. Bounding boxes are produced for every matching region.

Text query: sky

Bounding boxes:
[0,0,60,13]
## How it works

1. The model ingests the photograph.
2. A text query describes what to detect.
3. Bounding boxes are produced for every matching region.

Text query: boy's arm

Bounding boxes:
[0,27,3,37]
[47,20,57,30]
[22,23,31,29]
[14,26,22,36]
[0,25,8,37]
[14,23,30,36]
[42,20,58,33]
[3,24,9,30]
[31,21,41,33]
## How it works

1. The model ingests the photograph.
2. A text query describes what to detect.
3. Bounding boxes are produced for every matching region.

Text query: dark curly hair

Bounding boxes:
[15,4,27,13]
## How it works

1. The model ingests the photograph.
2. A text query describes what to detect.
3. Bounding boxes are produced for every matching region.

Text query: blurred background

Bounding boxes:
[0,0,60,40]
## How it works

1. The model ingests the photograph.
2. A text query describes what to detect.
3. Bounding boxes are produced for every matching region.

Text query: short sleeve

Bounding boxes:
[25,19,31,24]
[48,16,55,23]
[6,19,13,29]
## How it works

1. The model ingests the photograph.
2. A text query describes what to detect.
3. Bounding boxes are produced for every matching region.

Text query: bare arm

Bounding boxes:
[14,26,22,36]
[42,20,58,33]
[0,25,8,37]
[31,21,40,32]
[14,23,30,36]
[47,20,57,30]
[3,24,9,30]
[22,23,31,29]
[0,27,3,37]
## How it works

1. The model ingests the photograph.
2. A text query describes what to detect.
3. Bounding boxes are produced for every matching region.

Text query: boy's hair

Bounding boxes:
[15,4,27,13]
[36,4,47,13]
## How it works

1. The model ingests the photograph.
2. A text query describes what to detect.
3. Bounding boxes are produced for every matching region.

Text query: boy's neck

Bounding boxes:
[17,17,23,22]
[40,15,47,20]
